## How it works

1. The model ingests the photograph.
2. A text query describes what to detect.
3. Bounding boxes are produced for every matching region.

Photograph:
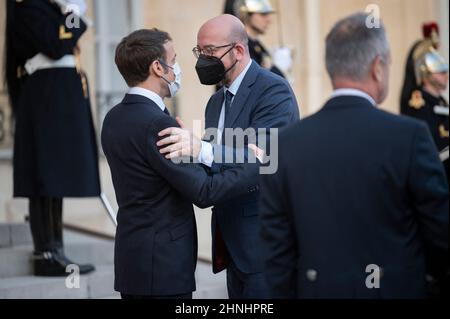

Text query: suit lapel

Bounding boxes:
[224,61,259,128]
[205,90,224,130]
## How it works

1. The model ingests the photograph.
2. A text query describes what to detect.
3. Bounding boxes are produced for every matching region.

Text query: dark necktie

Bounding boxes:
[224,90,234,120]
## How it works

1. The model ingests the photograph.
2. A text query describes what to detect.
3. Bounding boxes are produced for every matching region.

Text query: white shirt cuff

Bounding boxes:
[198,141,214,167]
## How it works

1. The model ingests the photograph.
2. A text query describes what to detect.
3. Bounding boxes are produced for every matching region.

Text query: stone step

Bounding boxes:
[0,265,119,299]
[0,223,226,299]
[0,222,114,248]
[0,229,114,278]
[0,263,227,299]
[0,242,115,278]
[0,223,33,248]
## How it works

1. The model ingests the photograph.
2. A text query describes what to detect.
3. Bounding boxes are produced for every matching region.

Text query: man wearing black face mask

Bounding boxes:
[158,14,300,299]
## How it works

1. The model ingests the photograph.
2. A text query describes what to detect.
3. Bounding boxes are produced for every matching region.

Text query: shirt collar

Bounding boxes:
[128,87,166,112]
[331,88,377,106]
[225,60,253,96]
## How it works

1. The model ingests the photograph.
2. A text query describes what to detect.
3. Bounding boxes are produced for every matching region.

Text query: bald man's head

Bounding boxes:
[197,14,249,49]
[196,14,251,86]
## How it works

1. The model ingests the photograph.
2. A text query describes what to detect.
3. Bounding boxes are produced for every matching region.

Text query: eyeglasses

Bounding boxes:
[192,43,236,59]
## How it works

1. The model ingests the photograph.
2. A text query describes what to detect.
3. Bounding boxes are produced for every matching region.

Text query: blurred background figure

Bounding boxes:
[401,30,449,298]
[400,24,449,186]
[400,23,441,115]
[4,0,100,276]
[224,0,293,80]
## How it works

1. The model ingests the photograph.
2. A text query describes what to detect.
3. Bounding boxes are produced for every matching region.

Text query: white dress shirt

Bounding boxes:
[198,60,253,167]
[330,88,377,106]
[128,87,167,112]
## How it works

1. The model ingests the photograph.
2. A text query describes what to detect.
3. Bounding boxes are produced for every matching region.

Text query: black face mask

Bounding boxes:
[195,46,238,85]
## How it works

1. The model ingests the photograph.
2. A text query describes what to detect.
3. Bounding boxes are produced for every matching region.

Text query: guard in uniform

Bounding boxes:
[402,39,449,181]
[225,0,293,79]
[400,22,440,115]
[5,0,100,276]
[401,30,449,299]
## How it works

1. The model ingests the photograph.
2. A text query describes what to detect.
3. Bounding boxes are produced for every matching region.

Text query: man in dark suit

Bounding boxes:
[260,13,449,299]
[101,29,259,299]
[157,14,299,299]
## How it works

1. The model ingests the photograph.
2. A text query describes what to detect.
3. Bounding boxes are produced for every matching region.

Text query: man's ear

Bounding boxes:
[372,56,383,83]
[150,60,164,78]
[234,43,246,60]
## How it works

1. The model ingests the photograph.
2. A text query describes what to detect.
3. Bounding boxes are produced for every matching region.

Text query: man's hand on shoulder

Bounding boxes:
[157,117,202,159]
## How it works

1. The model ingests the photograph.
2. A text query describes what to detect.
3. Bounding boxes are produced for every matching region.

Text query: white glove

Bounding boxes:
[64,0,87,16]
[272,47,293,75]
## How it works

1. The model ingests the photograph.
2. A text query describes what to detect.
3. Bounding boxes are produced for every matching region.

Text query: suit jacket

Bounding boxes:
[101,94,259,296]
[204,61,300,274]
[260,95,449,299]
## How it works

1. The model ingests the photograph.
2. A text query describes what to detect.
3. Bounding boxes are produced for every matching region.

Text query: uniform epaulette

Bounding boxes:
[409,90,425,110]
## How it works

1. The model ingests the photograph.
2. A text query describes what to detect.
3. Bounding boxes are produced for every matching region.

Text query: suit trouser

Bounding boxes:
[28,197,63,253]
[226,260,270,299]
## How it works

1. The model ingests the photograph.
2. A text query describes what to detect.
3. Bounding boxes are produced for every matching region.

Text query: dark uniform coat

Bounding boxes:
[10,0,100,197]
[248,37,285,78]
[402,88,449,182]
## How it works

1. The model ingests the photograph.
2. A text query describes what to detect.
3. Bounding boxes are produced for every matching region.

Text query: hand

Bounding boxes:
[272,47,293,74]
[157,117,202,159]
[248,144,265,163]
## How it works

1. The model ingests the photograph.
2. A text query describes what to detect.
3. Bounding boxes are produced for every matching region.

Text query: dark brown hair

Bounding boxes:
[115,28,172,87]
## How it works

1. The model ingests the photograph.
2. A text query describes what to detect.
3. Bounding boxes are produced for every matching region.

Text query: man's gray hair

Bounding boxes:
[325,12,390,81]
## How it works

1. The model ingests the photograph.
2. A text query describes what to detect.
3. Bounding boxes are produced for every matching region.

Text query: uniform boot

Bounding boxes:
[51,198,64,255]
[29,197,95,276]
[51,198,95,275]
[29,197,65,276]
[29,197,54,253]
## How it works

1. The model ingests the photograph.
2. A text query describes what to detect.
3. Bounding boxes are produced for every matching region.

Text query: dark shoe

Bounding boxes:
[54,250,96,275]
[33,251,96,277]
